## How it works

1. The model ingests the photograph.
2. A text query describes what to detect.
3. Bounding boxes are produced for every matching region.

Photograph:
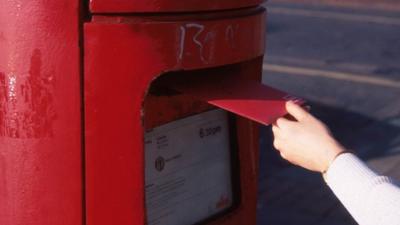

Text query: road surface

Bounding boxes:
[258,1,400,224]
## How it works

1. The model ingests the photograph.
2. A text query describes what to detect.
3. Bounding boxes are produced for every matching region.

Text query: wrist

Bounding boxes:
[322,144,346,173]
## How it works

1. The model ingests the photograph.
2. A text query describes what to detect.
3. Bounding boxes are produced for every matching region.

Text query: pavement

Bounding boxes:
[269,0,400,12]
[257,1,400,224]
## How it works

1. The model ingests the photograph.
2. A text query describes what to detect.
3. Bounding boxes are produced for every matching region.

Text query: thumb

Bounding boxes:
[286,101,308,121]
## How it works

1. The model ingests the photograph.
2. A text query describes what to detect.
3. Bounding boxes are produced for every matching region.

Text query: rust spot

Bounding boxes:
[0,49,56,138]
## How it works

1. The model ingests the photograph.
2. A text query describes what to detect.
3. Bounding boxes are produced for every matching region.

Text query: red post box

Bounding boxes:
[85,1,302,225]
[1,1,303,225]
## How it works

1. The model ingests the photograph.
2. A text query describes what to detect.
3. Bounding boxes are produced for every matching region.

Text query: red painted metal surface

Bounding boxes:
[0,1,82,225]
[90,0,264,13]
[159,71,304,126]
[85,9,266,225]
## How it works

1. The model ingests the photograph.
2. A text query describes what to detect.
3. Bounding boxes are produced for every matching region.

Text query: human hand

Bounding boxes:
[272,101,345,173]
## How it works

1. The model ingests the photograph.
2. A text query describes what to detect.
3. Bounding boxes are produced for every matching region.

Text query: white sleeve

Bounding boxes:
[325,153,400,225]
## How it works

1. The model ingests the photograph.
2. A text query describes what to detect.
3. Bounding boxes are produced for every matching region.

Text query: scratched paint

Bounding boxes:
[225,24,239,49]
[0,49,56,138]
[177,23,244,65]
[178,23,230,64]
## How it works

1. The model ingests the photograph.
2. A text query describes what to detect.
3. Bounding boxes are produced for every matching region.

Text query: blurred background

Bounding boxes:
[257,0,400,224]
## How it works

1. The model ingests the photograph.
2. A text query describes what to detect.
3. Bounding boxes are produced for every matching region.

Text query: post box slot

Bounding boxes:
[154,65,304,126]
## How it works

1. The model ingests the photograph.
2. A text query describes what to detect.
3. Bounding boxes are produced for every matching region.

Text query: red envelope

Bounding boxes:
[158,73,304,126]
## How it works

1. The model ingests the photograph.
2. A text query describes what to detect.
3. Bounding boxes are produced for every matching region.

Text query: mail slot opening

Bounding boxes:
[143,64,245,225]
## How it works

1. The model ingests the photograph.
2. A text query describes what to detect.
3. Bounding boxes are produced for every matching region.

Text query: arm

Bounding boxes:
[326,153,400,225]
[272,101,400,225]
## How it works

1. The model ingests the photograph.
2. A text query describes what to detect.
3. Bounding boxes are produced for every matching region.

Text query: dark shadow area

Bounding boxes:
[310,103,400,159]
[267,22,286,34]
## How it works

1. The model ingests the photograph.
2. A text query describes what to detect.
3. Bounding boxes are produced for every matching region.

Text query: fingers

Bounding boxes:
[273,132,289,162]
[273,137,281,149]
[280,152,287,160]
[286,101,309,121]
[274,140,288,161]
[272,124,280,135]
[272,116,295,158]
[275,117,293,129]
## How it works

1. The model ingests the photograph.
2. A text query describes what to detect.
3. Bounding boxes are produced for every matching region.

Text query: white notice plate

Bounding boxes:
[145,109,234,225]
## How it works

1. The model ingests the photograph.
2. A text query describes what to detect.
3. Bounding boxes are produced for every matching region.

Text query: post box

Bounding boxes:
[85,1,302,225]
[1,1,303,225]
